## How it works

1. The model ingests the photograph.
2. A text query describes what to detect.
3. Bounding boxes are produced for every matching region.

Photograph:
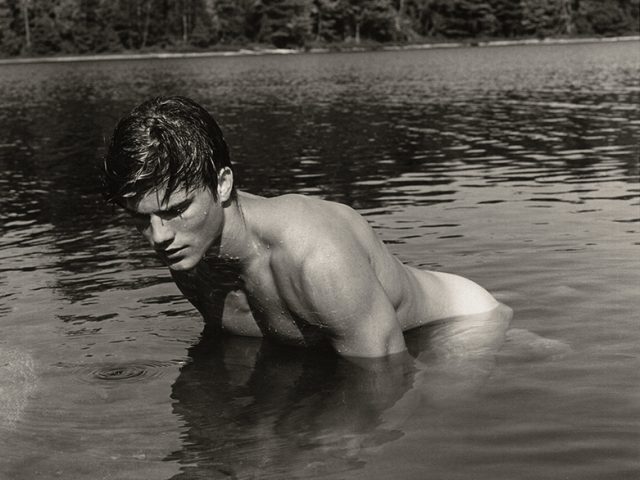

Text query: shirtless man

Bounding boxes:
[104,96,502,358]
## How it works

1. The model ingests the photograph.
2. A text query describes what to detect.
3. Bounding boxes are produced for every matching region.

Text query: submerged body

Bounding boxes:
[108,96,503,358]
[136,188,500,357]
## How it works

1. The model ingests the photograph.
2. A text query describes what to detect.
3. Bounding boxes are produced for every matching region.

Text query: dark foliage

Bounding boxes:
[0,0,637,56]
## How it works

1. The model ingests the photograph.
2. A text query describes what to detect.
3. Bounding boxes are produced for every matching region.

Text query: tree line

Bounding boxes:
[0,0,638,56]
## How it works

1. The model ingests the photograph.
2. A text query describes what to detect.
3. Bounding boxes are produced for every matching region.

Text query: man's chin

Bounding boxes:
[166,256,199,271]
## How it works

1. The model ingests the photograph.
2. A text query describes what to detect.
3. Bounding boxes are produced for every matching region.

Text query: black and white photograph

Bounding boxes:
[0,1,638,479]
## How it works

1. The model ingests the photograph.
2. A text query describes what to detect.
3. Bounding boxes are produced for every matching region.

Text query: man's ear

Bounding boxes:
[217,167,234,202]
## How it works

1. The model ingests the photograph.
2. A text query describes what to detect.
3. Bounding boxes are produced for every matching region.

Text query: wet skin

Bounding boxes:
[125,168,504,358]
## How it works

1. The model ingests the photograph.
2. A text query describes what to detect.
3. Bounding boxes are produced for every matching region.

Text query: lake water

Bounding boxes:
[0,41,638,479]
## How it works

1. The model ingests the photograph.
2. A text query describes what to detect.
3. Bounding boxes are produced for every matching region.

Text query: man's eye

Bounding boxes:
[160,205,187,219]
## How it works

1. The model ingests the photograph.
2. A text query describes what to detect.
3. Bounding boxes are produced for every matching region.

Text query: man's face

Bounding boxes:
[124,185,222,271]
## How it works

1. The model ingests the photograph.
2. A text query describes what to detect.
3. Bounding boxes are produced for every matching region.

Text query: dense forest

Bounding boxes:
[0,0,638,57]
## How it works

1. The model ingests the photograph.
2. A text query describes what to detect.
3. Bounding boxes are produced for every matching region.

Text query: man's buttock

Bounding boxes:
[399,267,500,329]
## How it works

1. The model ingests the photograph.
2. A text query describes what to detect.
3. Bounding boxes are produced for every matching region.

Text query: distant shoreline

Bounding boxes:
[0,35,637,66]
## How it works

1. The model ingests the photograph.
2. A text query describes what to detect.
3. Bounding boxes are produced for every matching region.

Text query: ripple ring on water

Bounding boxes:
[57,359,186,384]
[94,365,147,381]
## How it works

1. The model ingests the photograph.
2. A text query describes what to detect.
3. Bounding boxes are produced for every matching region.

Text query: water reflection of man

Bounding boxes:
[103,96,510,358]
[165,335,412,478]
[165,317,506,479]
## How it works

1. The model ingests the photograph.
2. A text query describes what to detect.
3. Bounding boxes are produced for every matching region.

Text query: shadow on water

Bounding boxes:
[165,306,512,479]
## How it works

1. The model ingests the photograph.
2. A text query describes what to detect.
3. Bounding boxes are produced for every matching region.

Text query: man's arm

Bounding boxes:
[280,244,407,358]
[171,268,263,337]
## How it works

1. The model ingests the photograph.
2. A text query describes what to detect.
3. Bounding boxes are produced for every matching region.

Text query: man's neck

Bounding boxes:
[209,191,262,267]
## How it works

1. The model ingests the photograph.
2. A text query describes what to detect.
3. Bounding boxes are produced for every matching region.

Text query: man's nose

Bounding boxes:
[148,215,174,246]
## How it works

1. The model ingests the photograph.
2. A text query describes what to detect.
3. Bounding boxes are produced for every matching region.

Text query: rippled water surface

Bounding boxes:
[0,42,638,479]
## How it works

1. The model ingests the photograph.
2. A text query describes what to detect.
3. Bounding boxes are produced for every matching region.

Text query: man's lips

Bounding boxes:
[158,247,186,259]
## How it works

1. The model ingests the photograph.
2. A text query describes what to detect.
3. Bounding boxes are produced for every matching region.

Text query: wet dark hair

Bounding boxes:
[103,96,233,204]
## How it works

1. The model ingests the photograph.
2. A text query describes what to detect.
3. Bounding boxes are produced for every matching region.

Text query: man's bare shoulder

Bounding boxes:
[258,193,353,219]
[247,195,407,355]
[251,193,364,256]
